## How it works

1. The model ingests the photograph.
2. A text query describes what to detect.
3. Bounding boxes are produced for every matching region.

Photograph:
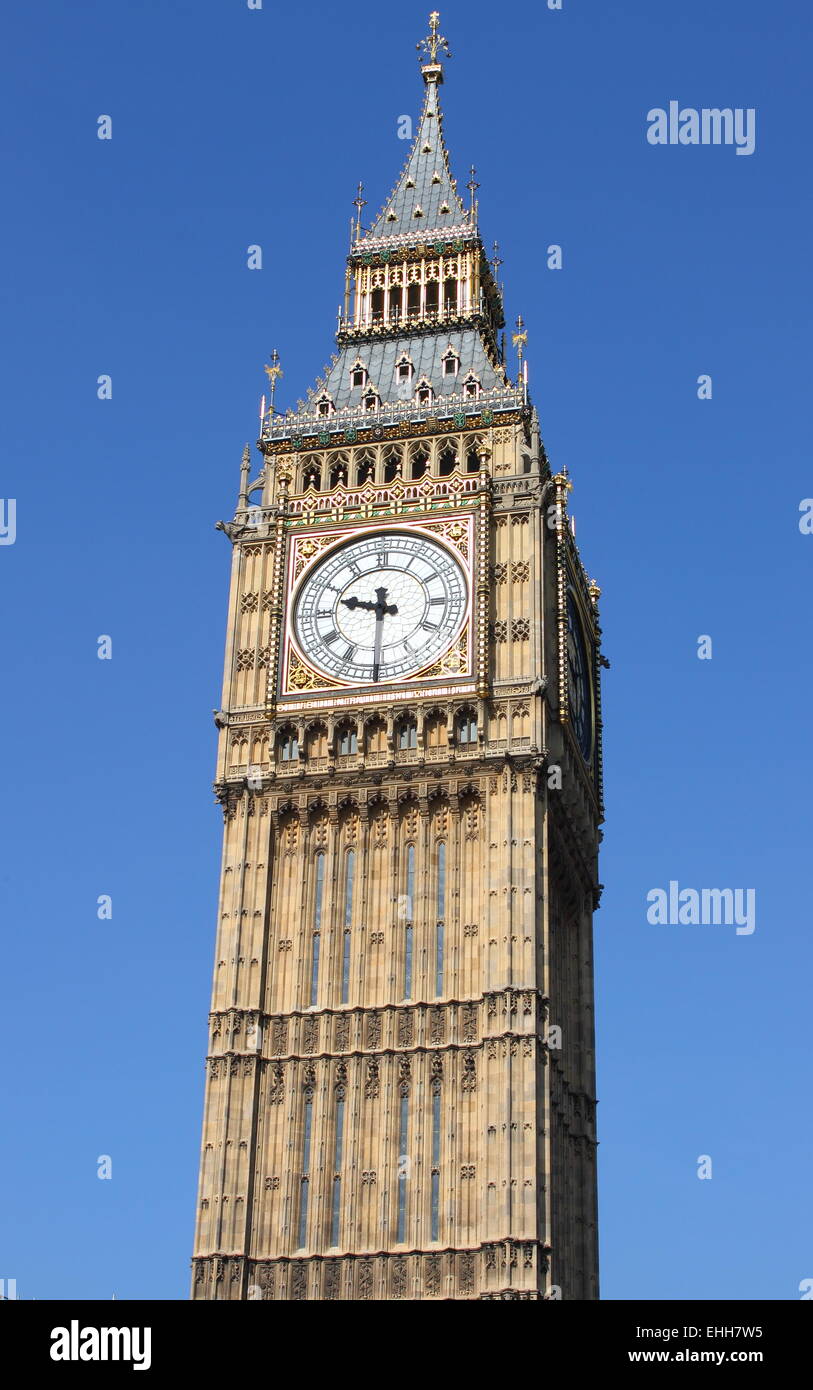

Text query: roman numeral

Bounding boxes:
[342,644,357,661]
[421,620,439,631]
[377,552,388,567]
[429,597,445,606]
[323,629,340,645]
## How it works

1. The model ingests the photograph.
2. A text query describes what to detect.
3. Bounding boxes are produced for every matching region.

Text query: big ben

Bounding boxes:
[191,13,604,1302]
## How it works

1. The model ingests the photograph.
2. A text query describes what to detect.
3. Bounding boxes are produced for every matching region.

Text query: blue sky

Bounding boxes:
[1,0,810,1300]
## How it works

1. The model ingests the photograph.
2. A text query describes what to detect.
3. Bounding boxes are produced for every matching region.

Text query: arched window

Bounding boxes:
[458,710,477,745]
[277,728,299,763]
[425,713,448,749]
[355,452,376,487]
[306,724,328,759]
[410,449,429,480]
[338,726,358,756]
[365,717,387,754]
[438,445,457,477]
[398,719,417,750]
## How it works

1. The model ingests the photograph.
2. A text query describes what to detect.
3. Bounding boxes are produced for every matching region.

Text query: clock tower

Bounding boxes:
[191,13,604,1302]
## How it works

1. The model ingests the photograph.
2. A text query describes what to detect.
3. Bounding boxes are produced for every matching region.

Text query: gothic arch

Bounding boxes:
[364,714,388,754]
[304,721,328,759]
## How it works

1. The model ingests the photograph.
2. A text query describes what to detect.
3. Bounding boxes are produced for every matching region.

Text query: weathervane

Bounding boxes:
[417,11,451,65]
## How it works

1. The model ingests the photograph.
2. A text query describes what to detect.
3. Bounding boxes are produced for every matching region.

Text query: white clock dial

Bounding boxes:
[293,531,467,685]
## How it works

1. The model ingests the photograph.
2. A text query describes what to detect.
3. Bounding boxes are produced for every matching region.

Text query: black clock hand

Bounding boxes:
[340,589,398,680]
[370,588,398,681]
[340,595,376,613]
[340,589,398,617]
[372,610,385,683]
[372,586,398,618]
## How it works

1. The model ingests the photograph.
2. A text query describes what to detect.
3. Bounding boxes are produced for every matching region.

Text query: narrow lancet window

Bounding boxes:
[342,850,355,1004]
[396,1092,409,1243]
[431,1089,441,1240]
[404,844,415,998]
[330,1095,345,1248]
[435,841,446,997]
[298,1094,313,1249]
[310,852,325,1007]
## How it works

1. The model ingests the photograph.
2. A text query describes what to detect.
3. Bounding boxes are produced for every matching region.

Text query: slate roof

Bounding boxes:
[362,75,471,243]
[310,328,508,411]
[277,65,517,430]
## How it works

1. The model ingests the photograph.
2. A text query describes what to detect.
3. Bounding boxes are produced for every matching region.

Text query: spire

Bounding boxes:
[360,12,469,245]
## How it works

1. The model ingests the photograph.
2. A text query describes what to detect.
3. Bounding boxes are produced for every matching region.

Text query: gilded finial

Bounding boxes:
[417,11,451,67]
[263,349,283,417]
[512,314,528,380]
[353,182,367,241]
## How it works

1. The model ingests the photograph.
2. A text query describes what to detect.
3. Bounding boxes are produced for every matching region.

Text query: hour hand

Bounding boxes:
[340,595,376,612]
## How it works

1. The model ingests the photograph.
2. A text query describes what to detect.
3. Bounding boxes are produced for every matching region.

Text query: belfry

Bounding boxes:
[192,12,604,1301]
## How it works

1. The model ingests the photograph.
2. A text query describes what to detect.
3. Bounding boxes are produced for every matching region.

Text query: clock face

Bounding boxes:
[293,530,467,685]
[566,590,593,762]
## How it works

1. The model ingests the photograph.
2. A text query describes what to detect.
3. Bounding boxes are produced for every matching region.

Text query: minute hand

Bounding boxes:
[371,587,398,681]
[341,587,397,681]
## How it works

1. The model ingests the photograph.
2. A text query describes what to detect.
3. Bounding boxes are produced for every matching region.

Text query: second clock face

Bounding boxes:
[566,590,593,763]
[293,530,467,685]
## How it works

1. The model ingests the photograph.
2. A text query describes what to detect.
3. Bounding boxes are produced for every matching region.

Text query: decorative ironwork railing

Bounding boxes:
[350,222,476,256]
[261,382,525,446]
